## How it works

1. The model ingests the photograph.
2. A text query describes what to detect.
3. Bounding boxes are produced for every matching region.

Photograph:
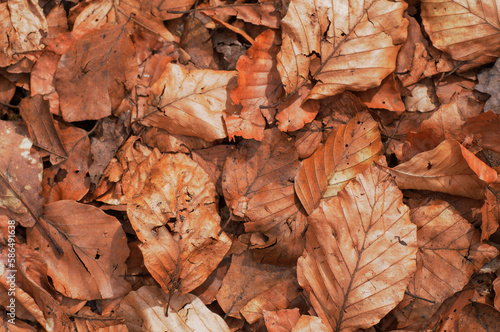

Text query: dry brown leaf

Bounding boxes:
[481,190,500,242]
[225,29,283,141]
[41,121,91,203]
[275,84,320,132]
[263,308,301,332]
[298,164,417,332]
[357,74,405,113]
[192,145,236,196]
[191,258,230,305]
[294,111,382,215]
[0,75,15,105]
[145,63,235,141]
[180,12,218,69]
[141,127,212,154]
[73,306,126,331]
[464,111,500,154]
[120,285,231,332]
[395,199,499,329]
[222,128,305,265]
[421,0,500,69]
[26,200,130,300]
[216,251,297,320]
[403,81,438,113]
[292,316,329,332]
[200,3,281,29]
[278,0,408,100]
[476,57,500,113]
[458,303,500,332]
[494,276,500,311]
[55,25,138,122]
[391,139,498,200]
[127,153,231,295]
[0,121,43,227]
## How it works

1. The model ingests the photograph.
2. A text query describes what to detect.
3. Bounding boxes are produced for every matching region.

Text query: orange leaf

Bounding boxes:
[263,308,301,332]
[458,303,500,332]
[298,164,417,331]
[481,190,500,242]
[294,111,382,215]
[395,199,499,328]
[464,111,500,154]
[225,29,283,141]
[357,74,405,113]
[127,153,231,295]
[278,0,408,100]
[391,139,498,199]
[275,84,320,132]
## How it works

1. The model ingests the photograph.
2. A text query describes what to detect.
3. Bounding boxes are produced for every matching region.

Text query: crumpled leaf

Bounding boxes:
[294,111,382,215]
[395,199,499,329]
[55,25,138,122]
[121,286,231,332]
[216,251,298,320]
[421,0,500,69]
[278,0,408,100]
[222,128,305,265]
[0,121,43,227]
[391,139,498,200]
[458,303,500,332]
[225,29,283,141]
[27,200,131,300]
[292,316,329,332]
[298,164,417,332]
[145,63,236,141]
[127,153,231,295]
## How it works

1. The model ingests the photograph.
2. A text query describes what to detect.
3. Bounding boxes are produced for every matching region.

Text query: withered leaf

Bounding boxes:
[294,111,382,215]
[298,164,417,332]
[127,153,231,295]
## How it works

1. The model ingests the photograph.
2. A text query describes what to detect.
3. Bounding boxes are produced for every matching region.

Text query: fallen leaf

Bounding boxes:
[278,0,408,99]
[145,63,236,141]
[263,308,301,332]
[192,145,236,196]
[403,81,438,113]
[391,139,498,200]
[0,121,43,227]
[216,251,297,320]
[191,258,230,305]
[0,74,15,105]
[298,164,417,331]
[395,199,499,328]
[357,74,405,113]
[292,315,329,332]
[225,29,283,141]
[481,190,500,241]
[27,200,131,300]
[275,84,320,132]
[421,0,500,69]
[294,111,382,215]
[464,111,500,154]
[55,25,138,122]
[458,303,500,332]
[127,153,231,295]
[200,3,281,29]
[180,12,218,69]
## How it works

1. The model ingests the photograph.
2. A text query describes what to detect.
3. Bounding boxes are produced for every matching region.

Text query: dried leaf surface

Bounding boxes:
[278,0,408,99]
[395,199,499,328]
[464,111,500,154]
[201,3,281,29]
[458,303,500,332]
[421,0,500,68]
[127,153,231,295]
[298,164,417,332]
[481,190,500,241]
[263,308,301,332]
[146,63,236,141]
[391,139,498,200]
[225,30,283,141]
[27,200,131,300]
[0,121,43,227]
[294,111,382,215]
[292,316,329,332]
[275,84,320,132]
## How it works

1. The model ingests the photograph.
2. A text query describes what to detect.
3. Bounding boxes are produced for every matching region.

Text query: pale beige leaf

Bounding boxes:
[278,0,408,100]
[421,0,500,68]
[391,139,498,200]
[294,111,382,215]
[298,164,417,332]
[127,154,231,295]
[395,199,499,329]
[145,63,235,141]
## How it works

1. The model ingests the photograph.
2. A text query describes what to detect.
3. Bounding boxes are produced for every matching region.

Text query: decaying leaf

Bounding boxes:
[294,111,382,215]
[395,199,499,328]
[275,84,320,132]
[298,164,417,332]
[278,0,408,100]
[225,29,283,141]
[0,121,43,227]
[464,111,500,154]
[145,63,236,141]
[200,3,281,29]
[458,303,500,332]
[391,139,498,199]
[127,153,231,295]
[27,200,131,300]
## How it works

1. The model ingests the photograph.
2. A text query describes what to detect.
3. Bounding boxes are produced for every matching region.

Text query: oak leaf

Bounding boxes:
[27,200,131,300]
[391,139,498,200]
[294,111,382,215]
[145,63,236,141]
[225,29,283,141]
[127,153,231,295]
[395,199,499,328]
[298,164,417,332]
[278,0,408,100]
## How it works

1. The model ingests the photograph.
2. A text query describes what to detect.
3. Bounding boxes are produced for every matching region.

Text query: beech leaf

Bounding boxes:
[390,139,498,200]
[298,164,417,332]
[127,153,231,295]
[278,0,408,100]
[294,111,383,215]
